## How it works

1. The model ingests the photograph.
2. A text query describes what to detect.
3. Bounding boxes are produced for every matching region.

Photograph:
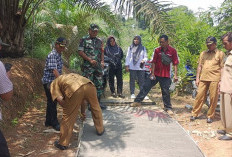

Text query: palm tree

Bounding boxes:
[28,0,120,65]
[114,0,173,35]
[0,0,44,57]
[0,0,118,58]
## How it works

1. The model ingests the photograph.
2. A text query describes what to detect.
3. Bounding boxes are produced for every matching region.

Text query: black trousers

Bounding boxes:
[0,129,10,157]
[43,84,59,127]
[108,67,123,94]
[135,76,172,109]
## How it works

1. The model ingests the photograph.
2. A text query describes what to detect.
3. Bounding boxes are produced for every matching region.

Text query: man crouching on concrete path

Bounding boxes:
[50,73,105,150]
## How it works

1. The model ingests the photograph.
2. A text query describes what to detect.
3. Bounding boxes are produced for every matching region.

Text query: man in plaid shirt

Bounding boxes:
[42,37,67,131]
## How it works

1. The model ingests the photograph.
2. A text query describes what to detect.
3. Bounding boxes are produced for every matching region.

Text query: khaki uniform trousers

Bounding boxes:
[192,81,219,118]
[59,83,104,146]
[220,93,232,135]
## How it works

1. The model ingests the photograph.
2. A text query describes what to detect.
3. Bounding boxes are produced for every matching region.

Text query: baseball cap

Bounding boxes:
[89,24,99,31]
[56,37,67,47]
[206,36,217,45]
[0,38,10,47]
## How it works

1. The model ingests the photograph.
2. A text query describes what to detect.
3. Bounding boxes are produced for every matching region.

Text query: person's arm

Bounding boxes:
[56,95,65,107]
[0,63,13,101]
[125,47,131,72]
[120,47,123,60]
[53,69,60,78]
[78,38,97,66]
[195,64,202,87]
[150,49,157,79]
[195,52,204,87]
[50,78,64,107]
[0,91,13,101]
[46,54,61,78]
[78,50,97,66]
[142,47,148,63]
[101,42,104,68]
[218,51,226,92]
[173,64,178,82]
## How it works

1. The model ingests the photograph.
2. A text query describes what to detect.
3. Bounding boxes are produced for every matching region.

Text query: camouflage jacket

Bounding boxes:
[78,35,103,66]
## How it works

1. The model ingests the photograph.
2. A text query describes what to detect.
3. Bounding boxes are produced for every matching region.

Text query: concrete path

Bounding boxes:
[77,106,204,157]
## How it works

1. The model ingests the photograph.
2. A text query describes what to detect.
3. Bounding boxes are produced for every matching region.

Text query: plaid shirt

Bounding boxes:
[42,49,63,84]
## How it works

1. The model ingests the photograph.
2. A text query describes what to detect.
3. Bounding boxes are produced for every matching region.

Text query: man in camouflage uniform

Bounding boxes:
[78,24,106,110]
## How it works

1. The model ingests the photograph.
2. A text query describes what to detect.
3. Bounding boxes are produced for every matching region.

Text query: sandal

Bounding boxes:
[54,140,68,150]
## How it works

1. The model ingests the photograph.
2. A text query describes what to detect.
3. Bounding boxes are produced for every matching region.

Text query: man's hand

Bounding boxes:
[196,78,200,87]
[218,81,221,94]
[125,66,129,72]
[150,74,156,80]
[101,61,104,68]
[90,59,97,67]
[81,113,86,121]
[57,96,65,107]
[174,75,178,83]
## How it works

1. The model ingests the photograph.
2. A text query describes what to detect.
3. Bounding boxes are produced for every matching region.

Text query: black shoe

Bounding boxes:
[217,130,226,135]
[45,122,52,127]
[118,94,125,98]
[218,135,232,140]
[206,118,213,123]
[190,116,197,121]
[97,129,105,136]
[111,93,117,98]
[100,103,107,110]
[54,140,68,150]
[53,124,60,131]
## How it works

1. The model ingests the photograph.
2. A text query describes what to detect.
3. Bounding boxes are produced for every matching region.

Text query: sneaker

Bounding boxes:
[144,96,149,100]
[118,94,125,98]
[131,94,136,99]
[111,93,117,98]
[166,109,174,115]
[190,116,197,121]
[130,102,141,107]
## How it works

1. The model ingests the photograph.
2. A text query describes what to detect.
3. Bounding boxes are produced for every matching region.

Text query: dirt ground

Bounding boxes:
[0,58,231,157]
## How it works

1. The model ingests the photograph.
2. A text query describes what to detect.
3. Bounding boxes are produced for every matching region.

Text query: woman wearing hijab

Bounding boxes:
[104,36,124,98]
[125,35,148,99]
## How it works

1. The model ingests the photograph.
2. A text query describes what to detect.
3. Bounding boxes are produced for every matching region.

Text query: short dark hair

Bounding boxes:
[221,32,232,42]
[206,36,217,45]
[159,35,168,41]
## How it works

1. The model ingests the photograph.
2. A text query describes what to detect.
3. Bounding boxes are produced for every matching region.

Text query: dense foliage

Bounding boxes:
[1,0,232,92]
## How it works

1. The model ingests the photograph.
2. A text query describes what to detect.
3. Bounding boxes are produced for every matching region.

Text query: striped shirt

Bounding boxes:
[0,61,13,95]
[42,49,63,84]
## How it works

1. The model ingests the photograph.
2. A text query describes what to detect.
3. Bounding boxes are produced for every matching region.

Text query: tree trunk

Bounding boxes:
[0,0,44,58]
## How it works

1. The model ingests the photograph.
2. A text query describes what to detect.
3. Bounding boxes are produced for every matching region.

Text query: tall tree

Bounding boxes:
[114,0,173,35]
[0,0,44,57]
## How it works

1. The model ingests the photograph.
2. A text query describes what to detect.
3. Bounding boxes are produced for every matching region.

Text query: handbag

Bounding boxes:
[161,51,172,65]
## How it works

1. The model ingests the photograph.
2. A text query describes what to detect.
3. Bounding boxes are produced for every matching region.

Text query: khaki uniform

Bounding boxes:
[50,73,104,146]
[192,49,224,118]
[220,51,232,135]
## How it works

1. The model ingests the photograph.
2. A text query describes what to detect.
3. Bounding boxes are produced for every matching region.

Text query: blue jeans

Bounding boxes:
[134,76,172,109]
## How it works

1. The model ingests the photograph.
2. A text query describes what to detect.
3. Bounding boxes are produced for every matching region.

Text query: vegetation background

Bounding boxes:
[0,0,232,130]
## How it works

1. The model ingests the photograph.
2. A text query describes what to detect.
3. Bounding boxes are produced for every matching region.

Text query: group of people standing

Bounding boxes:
[40,24,181,150]
[1,24,232,156]
[190,33,232,141]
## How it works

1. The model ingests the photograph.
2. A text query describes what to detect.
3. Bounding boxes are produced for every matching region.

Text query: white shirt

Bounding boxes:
[125,46,148,70]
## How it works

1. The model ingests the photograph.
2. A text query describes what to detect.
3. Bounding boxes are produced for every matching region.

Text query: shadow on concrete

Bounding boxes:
[80,106,173,154]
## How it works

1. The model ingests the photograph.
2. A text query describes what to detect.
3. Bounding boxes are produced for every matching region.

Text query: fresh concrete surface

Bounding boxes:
[78,106,204,157]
